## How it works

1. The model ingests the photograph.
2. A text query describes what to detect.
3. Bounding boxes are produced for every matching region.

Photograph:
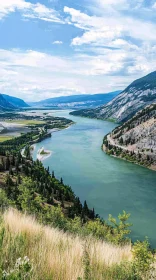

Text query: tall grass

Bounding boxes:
[0,209,133,280]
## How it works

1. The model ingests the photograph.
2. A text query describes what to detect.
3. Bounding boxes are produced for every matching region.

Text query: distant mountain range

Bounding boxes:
[0,94,29,111]
[30,91,121,109]
[2,94,29,108]
[0,94,15,111]
[70,71,156,122]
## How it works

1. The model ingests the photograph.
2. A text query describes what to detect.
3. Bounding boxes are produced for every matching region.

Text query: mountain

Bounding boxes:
[30,91,121,109]
[70,71,156,122]
[0,94,15,111]
[103,104,156,170]
[2,94,29,108]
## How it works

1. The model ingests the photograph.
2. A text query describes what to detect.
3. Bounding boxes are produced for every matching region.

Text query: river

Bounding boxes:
[32,109,156,246]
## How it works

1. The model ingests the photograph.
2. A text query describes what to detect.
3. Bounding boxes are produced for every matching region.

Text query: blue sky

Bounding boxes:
[0,0,156,101]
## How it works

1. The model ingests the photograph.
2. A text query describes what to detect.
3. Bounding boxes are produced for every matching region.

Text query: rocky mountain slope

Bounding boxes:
[103,104,156,170]
[70,71,156,122]
[0,94,15,111]
[2,94,29,108]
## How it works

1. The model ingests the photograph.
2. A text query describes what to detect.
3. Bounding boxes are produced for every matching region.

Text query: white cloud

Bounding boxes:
[0,1,156,101]
[72,27,123,46]
[153,2,156,8]
[65,6,156,46]
[95,0,129,10]
[0,47,155,101]
[91,0,146,13]
[52,41,63,45]
[64,6,93,30]
[0,0,63,23]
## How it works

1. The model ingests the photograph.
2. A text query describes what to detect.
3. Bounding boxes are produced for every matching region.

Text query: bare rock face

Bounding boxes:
[71,71,156,122]
[103,104,156,170]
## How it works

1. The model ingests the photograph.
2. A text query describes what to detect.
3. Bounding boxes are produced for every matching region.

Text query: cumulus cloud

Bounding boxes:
[65,6,156,46]
[0,46,155,101]
[0,0,63,23]
[0,1,156,101]
[63,1,156,84]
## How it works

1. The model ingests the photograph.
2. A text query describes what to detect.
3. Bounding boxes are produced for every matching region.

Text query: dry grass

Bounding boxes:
[2,209,132,280]
[0,135,14,142]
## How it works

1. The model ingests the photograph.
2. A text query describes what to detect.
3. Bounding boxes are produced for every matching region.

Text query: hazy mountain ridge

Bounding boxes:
[103,104,156,170]
[30,91,121,109]
[71,71,156,122]
[0,94,15,111]
[2,94,29,108]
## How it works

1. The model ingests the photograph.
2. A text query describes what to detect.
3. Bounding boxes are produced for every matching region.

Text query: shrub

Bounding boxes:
[132,238,155,278]
[108,211,132,244]
[2,256,32,280]
[0,190,10,212]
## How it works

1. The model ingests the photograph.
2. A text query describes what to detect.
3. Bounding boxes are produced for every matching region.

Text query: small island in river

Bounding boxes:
[37,146,52,161]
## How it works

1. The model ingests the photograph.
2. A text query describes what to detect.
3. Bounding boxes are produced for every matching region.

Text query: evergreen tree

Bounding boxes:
[9,166,13,176]
[83,200,89,216]
[119,137,124,145]
[5,156,10,170]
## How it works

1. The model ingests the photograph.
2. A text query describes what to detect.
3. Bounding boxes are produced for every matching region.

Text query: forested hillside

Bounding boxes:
[103,104,156,170]
[0,112,155,279]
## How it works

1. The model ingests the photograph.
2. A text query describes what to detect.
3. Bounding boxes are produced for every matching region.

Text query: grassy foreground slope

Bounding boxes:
[0,209,132,280]
[1,209,155,280]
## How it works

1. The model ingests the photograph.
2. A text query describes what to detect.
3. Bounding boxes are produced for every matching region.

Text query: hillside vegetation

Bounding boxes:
[103,104,156,170]
[0,110,156,279]
[0,209,156,280]
[0,209,131,280]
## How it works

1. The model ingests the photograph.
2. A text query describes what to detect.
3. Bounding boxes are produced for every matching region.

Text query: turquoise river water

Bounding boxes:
[33,110,156,246]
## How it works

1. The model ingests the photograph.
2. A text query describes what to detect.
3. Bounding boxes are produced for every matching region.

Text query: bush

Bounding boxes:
[2,256,32,280]
[0,190,10,212]
[132,239,155,278]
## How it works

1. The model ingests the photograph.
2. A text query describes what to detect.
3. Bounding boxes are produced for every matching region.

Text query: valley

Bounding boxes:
[0,110,74,141]
[31,109,156,246]
[1,108,156,247]
[1,1,156,278]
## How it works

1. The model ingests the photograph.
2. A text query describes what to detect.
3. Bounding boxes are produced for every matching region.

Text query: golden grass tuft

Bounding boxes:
[3,209,132,280]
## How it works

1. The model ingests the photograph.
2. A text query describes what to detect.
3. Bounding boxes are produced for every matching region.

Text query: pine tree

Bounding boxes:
[9,166,13,176]
[119,137,124,145]
[52,171,55,178]
[5,156,10,170]
[83,200,89,216]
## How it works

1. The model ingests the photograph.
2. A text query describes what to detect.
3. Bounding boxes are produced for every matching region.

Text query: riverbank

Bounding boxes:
[102,104,156,171]
[31,109,156,247]
[69,111,118,123]
[103,141,156,172]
